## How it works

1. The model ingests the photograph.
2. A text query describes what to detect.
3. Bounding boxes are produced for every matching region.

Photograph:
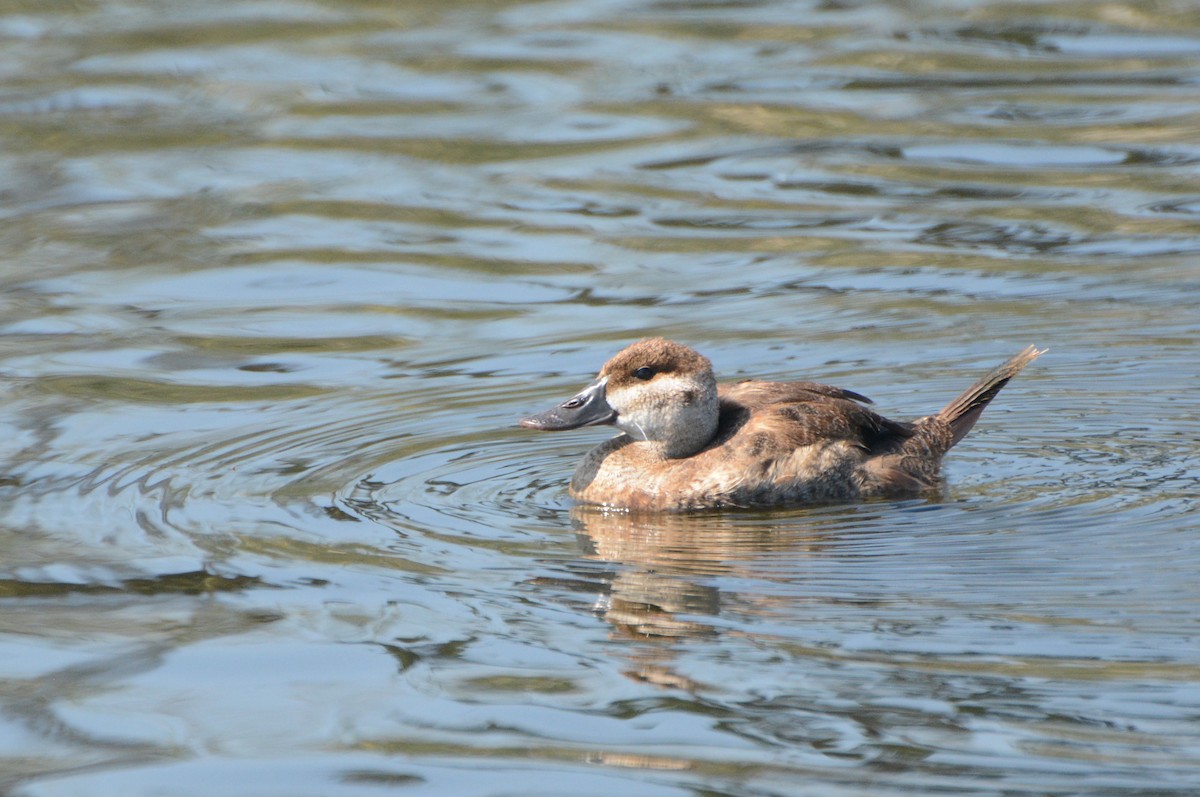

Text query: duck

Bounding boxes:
[520,338,1043,511]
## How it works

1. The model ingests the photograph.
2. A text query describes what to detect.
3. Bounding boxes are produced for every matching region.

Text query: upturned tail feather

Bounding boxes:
[939,345,1045,447]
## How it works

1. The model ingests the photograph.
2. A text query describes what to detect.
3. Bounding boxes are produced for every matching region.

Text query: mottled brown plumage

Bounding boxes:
[521,338,1043,512]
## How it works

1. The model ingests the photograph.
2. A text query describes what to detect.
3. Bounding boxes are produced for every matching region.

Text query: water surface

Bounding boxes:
[1,0,1198,794]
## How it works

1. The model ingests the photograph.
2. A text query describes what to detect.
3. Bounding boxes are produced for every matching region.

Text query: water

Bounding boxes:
[1,0,1198,794]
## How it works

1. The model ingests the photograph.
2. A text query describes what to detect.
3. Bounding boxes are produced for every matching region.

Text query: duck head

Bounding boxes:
[520,338,720,458]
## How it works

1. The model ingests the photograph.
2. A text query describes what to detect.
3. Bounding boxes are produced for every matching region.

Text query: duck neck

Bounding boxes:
[657,389,720,459]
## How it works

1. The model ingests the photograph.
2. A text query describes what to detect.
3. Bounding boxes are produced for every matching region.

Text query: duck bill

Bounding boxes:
[520,377,616,431]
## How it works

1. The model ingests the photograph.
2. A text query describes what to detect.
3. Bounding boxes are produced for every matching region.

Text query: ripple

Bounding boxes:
[340,434,575,540]
[1046,33,1200,58]
[902,142,1127,167]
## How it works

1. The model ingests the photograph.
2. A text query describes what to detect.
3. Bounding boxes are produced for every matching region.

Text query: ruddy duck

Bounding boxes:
[521,338,1043,511]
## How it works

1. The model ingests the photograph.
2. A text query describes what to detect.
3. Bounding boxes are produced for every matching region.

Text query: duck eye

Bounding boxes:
[633,366,655,380]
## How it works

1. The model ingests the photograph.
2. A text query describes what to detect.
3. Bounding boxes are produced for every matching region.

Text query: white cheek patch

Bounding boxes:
[609,374,702,441]
[647,374,698,400]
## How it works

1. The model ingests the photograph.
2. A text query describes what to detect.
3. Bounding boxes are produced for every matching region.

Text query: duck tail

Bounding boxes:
[939,345,1045,447]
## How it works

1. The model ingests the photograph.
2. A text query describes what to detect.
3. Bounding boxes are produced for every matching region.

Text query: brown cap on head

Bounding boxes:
[599,338,713,385]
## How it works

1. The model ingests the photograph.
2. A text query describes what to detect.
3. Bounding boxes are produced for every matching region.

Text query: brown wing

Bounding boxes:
[716,380,913,455]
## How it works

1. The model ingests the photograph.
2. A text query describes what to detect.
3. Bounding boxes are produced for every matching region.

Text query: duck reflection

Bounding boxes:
[571,504,847,687]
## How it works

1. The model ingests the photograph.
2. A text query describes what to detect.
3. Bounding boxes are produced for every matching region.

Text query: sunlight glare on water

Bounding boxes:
[0,0,1198,795]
